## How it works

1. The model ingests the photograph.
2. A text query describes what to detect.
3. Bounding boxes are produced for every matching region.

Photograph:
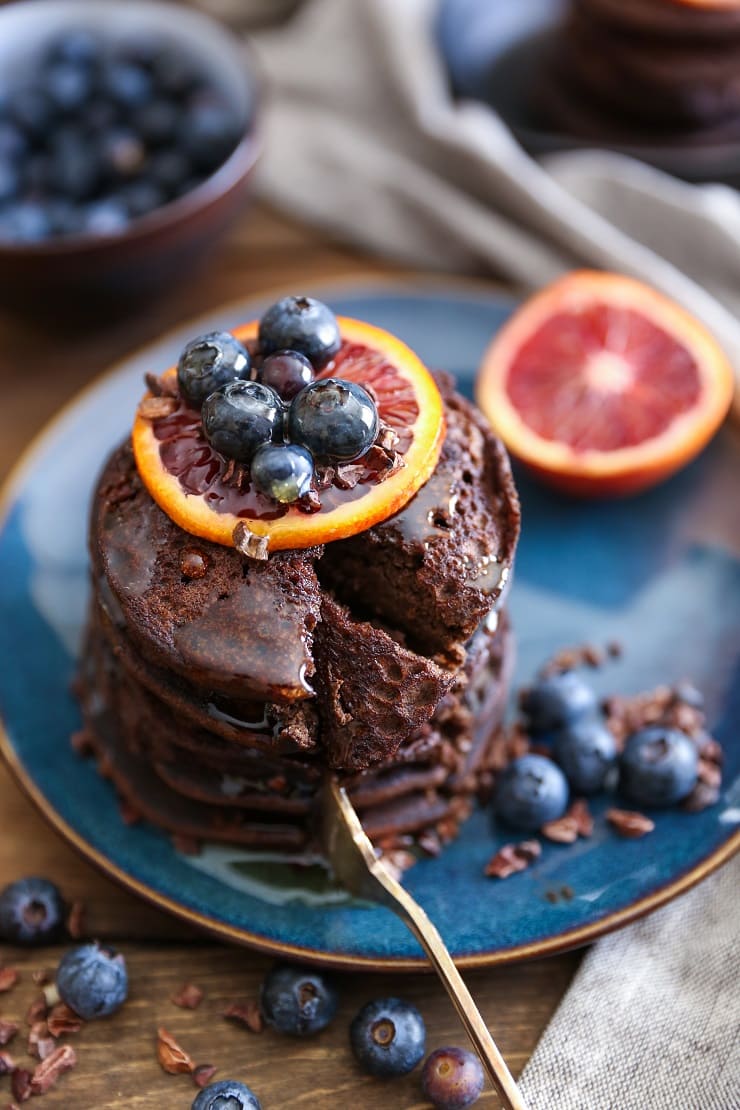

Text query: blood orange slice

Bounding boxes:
[132,317,445,551]
[476,271,734,497]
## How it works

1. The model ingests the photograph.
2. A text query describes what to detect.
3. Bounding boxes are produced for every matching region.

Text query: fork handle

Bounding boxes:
[385,880,530,1110]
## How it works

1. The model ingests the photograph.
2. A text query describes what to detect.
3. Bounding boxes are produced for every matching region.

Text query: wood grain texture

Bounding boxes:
[0,202,581,1108]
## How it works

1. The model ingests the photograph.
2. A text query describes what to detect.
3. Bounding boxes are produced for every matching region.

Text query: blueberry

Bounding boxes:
[8,86,55,140]
[103,63,153,108]
[101,129,146,178]
[134,99,179,146]
[0,121,28,162]
[350,997,426,1077]
[259,296,342,369]
[45,62,92,112]
[122,179,166,219]
[260,963,338,1036]
[493,754,569,830]
[148,149,191,195]
[56,942,128,1019]
[152,53,199,98]
[520,671,598,733]
[288,378,378,462]
[0,201,51,243]
[50,132,101,200]
[619,727,698,807]
[203,380,281,463]
[46,29,99,68]
[0,878,66,945]
[80,100,119,135]
[259,350,314,400]
[552,718,617,794]
[81,199,130,237]
[192,1080,261,1110]
[0,163,20,204]
[177,331,251,407]
[251,443,314,503]
[421,1046,485,1110]
[181,97,240,171]
[45,198,84,238]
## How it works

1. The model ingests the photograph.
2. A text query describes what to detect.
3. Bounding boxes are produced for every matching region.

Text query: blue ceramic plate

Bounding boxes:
[1,281,738,970]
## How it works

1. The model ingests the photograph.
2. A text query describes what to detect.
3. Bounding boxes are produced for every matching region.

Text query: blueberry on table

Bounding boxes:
[260,963,338,1036]
[288,378,378,462]
[520,671,598,733]
[493,754,569,831]
[192,1080,261,1110]
[203,380,282,464]
[251,442,314,504]
[260,350,314,400]
[350,997,426,1077]
[177,331,251,407]
[0,877,66,945]
[619,726,699,807]
[421,1046,485,1109]
[56,942,128,1019]
[259,296,342,369]
[552,718,617,794]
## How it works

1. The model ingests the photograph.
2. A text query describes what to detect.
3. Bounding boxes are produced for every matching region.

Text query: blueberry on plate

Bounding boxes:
[421,1046,485,1109]
[260,963,338,1036]
[177,331,251,407]
[619,726,699,807]
[520,671,598,733]
[288,378,378,462]
[552,717,617,794]
[259,296,342,369]
[56,942,128,1019]
[192,1080,261,1110]
[350,997,426,1077]
[493,754,569,831]
[259,350,314,401]
[0,877,66,945]
[203,379,282,464]
[251,442,314,504]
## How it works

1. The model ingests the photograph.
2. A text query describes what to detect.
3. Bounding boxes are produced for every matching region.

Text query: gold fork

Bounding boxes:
[320,779,530,1110]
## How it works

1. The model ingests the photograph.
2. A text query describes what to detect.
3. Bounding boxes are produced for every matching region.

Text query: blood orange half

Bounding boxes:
[132,317,445,551]
[476,271,735,497]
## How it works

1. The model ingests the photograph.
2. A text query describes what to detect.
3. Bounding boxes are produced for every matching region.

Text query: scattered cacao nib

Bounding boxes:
[31,969,51,987]
[545,890,559,904]
[138,395,178,421]
[671,680,704,709]
[70,729,95,756]
[376,421,399,451]
[540,642,605,676]
[6,1102,21,1110]
[297,487,322,514]
[223,1001,263,1033]
[30,1044,77,1095]
[0,968,19,993]
[171,834,201,856]
[25,997,47,1027]
[484,840,541,879]
[418,830,442,857]
[233,521,269,561]
[698,736,723,765]
[541,816,578,845]
[682,782,721,813]
[314,465,335,491]
[145,371,178,398]
[41,985,60,1011]
[27,1022,55,1062]
[606,808,655,838]
[47,1004,83,1037]
[606,640,623,658]
[569,799,594,838]
[156,1027,195,1075]
[171,983,204,1011]
[11,1068,32,1103]
[193,1064,218,1089]
[0,1052,14,1075]
[0,1022,18,1047]
[66,900,86,941]
[697,759,722,789]
[561,885,574,901]
[333,463,366,491]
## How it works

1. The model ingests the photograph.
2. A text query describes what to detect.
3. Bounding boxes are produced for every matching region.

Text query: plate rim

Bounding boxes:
[1,275,738,972]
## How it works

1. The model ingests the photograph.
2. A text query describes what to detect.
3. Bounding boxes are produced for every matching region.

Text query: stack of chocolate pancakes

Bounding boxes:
[77,374,520,855]
[542,0,740,146]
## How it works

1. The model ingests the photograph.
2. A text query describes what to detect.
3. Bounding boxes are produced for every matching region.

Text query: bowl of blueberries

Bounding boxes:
[0,0,259,307]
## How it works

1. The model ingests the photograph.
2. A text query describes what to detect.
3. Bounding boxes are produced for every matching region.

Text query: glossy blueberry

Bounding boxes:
[192,1080,261,1110]
[122,179,166,219]
[46,29,99,68]
[552,718,617,794]
[260,350,314,400]
[350,997,426,1077]
[520,671,598,733]
[421,1046,485,1110]
[493,754,569,830]
[56,942,128,1019]
[177,331,251,407]
[260,963,338,1036]
[203,380,281,463]
[251,443,314,504]
[44,63,92,112]
[0,877,66,945]
[288,378,378,462]
[619,727,699,807]
[81,199,129,236]
[102,63,153,108]
[259,296,342,369]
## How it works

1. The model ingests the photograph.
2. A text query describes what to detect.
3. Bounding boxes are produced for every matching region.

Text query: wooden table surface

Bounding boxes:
[0,204,580,1109]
